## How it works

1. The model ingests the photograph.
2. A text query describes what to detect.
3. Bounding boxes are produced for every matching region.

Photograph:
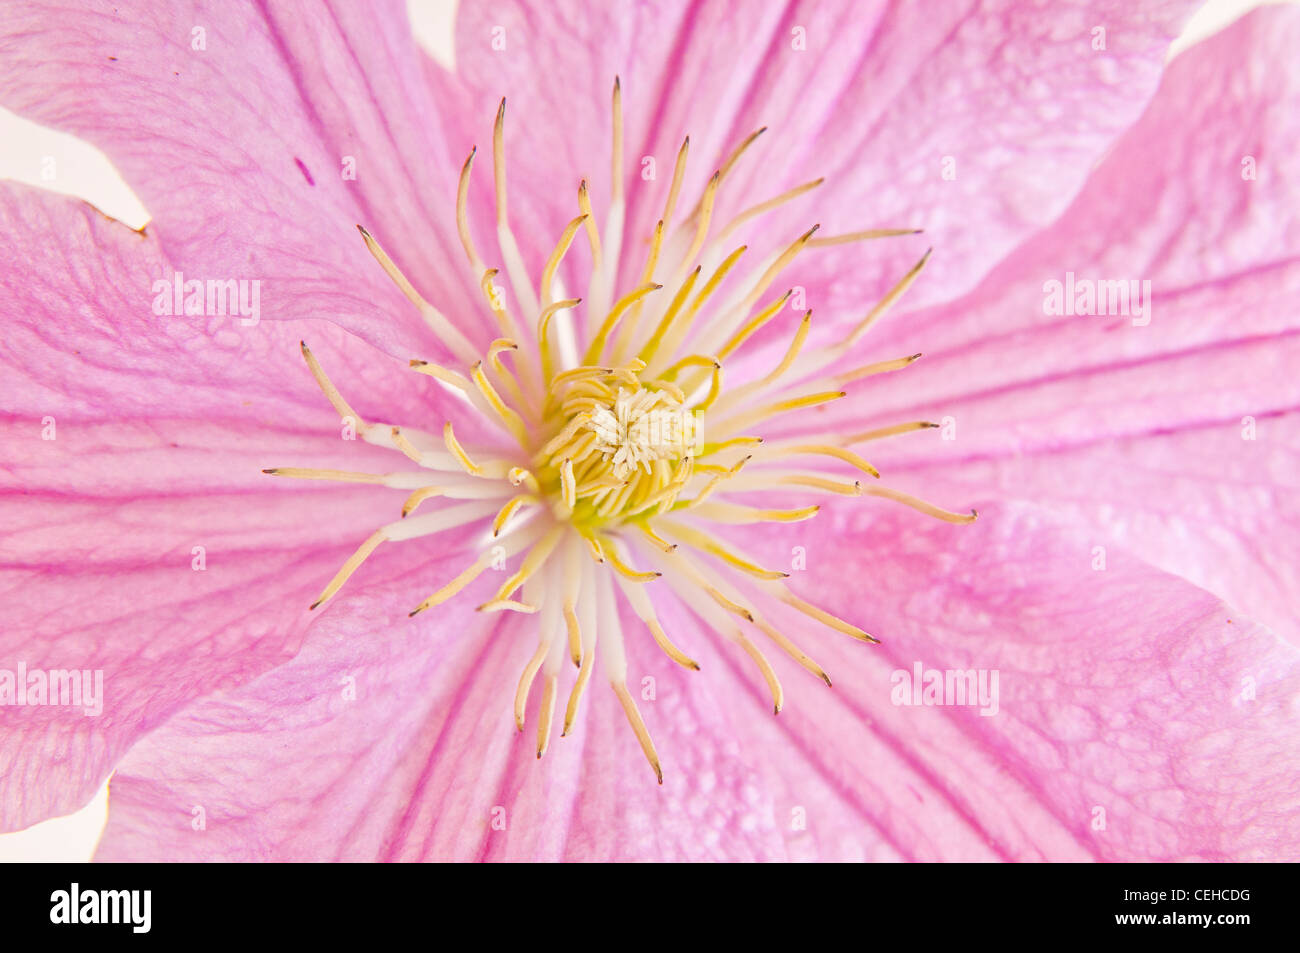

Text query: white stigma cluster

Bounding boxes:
[587,389,694,479]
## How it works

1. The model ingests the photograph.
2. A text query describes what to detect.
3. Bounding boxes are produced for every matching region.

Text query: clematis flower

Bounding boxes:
[1,0,1298,861]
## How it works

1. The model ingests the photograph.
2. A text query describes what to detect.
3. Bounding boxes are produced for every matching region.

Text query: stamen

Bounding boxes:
[300,341,363,427]
[829,352,923,388]
[310,529,384,611]
[443,422,482,476]
[654,244,748,366]
[843,420,940,444]
[559,458,577,511]
[689,502,820,524]
[536,673,558,757]
[491,494,536,536]
[758,580,879,643]
[714,289,794,362]
[492,98,541,322]
[537,298,583,382]
[540,214,588,306]
[600,539,661,582]
[612,680,663,783]
[725,472,863,496]
[750,443,880,478]
[514,639,550,731]
[312,502,500,609]
[409,358,474,393]
[614,570,699,670]
[636,266,701,363]
[862,487,979,524]
[263,467,397,485]
[661,136,691,229]
[408,522,542,616]
[717,178,824,243]
[807,227,922,248]
[710,388,846,438]
[676,171,720,279]
[682,126,765,226]
[401,485,443,517]
[583,282,663,365]
[470,361,529,445]
[390,427,424,464]
[735,630,785,714]
[561,535,585,667]
[706,224,818,350]
[477,268,523,341]
[456,147,487,276]
[486,339,532,420]
[355,227,478,364]
[659,519,789,580]
[481,524,565,610]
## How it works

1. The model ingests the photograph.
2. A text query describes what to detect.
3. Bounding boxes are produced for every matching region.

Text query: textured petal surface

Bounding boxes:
[430,0,1198,320]
[0,0,493,360]
[796,6,1300,640]
[94,502,1300,861]
[0,184,463,830]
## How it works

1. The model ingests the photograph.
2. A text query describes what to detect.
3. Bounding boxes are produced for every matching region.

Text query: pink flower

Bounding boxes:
[2,0,1297,861]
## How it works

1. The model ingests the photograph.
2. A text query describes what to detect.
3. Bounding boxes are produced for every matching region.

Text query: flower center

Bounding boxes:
[266,78,975,783]
[535,366,698,530]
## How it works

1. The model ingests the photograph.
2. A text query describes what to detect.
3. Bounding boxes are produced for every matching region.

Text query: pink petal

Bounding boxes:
[0,0,492,360]
[95,502,1300,861]
[790,6,1300,637]
[0,184,469,830]
[432,0,1198,314]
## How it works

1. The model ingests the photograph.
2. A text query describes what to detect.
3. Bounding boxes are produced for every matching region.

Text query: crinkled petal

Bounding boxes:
[0,0,493,359]
[431,0,1198,316]
[787,6,1300,636]
[95,502,1300,861]
[0,184,467,830]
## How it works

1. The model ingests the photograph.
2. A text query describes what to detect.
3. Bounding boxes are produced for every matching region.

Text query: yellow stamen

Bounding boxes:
[514,640,550,730]
[443,421,482,476]
[262,467,389,484]
[583,282,663,365]
[401,485,444,518]
[715,289,794,362]
[456,147,486,275]
[355,226,477,363]
[540,214,588,307]
[660,520,788,580]
[735,630,783,714]
[712,388,846,437]
[599,536,661,582]
[482,525,565,608]
[808,227,921,247]
[612,680,663,784]
[717,177,824,242]
[830,352,923,388]
[863,487,979,524]
[309,530,384,610]
[538,298,583,383]
[755,443,880,478]
[690,502,820,524]
[537,675,558,757]
[491,494,536,536]
[470,361,529,446]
